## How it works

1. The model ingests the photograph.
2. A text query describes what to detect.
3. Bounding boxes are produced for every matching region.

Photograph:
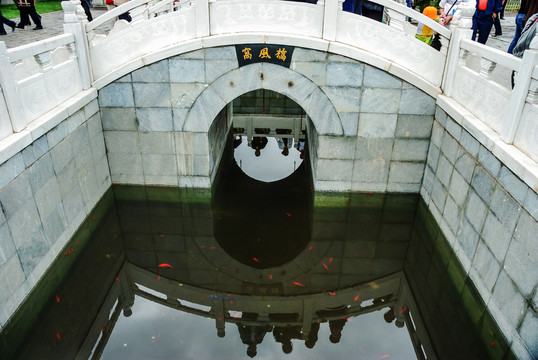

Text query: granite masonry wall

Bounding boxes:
[0,99,110,329]
[421,106,538,358]
[98,46,437,192]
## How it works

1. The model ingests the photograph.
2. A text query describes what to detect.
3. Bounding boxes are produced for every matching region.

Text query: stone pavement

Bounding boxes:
[0,8,519,52]
[0,7,108,49]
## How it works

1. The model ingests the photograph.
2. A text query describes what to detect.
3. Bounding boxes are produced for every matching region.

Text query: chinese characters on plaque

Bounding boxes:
[235,44,294,68]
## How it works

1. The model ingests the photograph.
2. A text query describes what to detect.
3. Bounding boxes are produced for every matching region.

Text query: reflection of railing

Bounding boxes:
[232,114,306,146]
[76,261,435,359]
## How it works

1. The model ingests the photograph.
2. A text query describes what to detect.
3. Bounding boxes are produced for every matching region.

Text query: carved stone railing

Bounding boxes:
[441,1,538,163]
[0,33,82,141]
[77,0,449,87]
[0,0,536,169]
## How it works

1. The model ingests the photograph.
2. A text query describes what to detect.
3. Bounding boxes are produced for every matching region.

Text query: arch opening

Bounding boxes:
[231,89,308,183]
[211,90,315,269]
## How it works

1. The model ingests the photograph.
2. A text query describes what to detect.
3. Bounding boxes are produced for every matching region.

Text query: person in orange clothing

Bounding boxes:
[415,6,441,45]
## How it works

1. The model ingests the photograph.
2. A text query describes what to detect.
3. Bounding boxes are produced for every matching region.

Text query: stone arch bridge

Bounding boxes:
[0,0,537,358]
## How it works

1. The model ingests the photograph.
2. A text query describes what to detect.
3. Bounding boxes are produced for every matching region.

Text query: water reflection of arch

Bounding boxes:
[80,261,435,360]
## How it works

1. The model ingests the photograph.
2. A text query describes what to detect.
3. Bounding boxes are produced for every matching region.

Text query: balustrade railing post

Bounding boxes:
[323,0,341,41]
[501,46,538,144]
[195,0,210,38]
[441,2,474,97]
[62,0,92,90]
[0,42,25,133]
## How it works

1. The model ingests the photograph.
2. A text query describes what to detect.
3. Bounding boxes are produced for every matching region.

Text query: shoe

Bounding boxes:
[33,25,43,30]
[16,23,24,29]
[9,23,15,32]
[0,32,6,36]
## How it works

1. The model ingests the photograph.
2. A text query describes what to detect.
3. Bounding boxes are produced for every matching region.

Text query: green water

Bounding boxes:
[0,141,513,359]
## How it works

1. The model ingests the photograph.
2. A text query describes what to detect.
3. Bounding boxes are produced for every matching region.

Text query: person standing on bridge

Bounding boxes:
[508,0,529,54]
[471,0,503,44]
[80,0,93,22]
[0,10,16,35]
[439,0,466,26]
[14,0,42,30]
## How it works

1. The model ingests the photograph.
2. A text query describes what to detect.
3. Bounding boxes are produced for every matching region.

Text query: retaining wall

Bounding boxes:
[0,95,110,328]
[421,104,538,358]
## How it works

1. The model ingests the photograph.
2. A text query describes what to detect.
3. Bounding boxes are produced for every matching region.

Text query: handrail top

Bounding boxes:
[7,33,74,62]
[460,38,521,70]
[84,0,157,32]
[83,0,451,39]
[374,0,451,38]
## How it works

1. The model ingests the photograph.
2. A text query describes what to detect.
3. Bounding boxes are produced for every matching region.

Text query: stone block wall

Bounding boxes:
[0,99,110,329]
[99,46,437,192]
[421,106,538,358]
[292,51,437,192]
[99,48,238,188]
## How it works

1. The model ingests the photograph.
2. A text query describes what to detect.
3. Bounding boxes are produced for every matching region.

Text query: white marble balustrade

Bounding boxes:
[0,0,536,169]
[0,34,82,141]
[445,37,538,163]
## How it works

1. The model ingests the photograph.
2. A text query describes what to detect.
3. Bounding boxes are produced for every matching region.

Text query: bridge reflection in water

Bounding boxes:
[7,138,511,360]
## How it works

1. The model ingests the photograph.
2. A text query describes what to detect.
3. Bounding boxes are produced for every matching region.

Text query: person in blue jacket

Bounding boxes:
[471,0,504,44]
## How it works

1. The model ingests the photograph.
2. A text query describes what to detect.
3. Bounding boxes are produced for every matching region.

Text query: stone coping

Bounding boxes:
[437,95,538,194]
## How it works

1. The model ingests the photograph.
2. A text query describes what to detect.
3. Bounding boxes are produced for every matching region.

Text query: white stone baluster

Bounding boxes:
[385,6,406,32]
[0,42,25,133]
[479,58,496,80]
[130,3,150,23]
[323,0,341,41]
[62,0,92,89]
[527,78,538,104]
[196,0,210,37]
[501,32,538,143]
[34,52,52,72]
[441,1,473,97]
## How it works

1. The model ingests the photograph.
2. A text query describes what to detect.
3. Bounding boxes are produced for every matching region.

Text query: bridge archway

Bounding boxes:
[183,62,344,136]
[99,45,436,191]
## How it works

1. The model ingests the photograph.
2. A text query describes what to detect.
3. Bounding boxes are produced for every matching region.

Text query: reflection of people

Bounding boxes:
[297,139,305,159]
[384,308,396,323]
[384,307,405,328]
[251,137,268,157]
[273,326,302,354]
[276,129,293,156]
[329,318,347,343]
[234,135,243,149]
[237,324,272,358]
[305,322,320,349]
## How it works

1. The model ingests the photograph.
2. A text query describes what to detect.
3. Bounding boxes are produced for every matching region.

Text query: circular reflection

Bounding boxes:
[233,135,304,183]
[213,136,313,269]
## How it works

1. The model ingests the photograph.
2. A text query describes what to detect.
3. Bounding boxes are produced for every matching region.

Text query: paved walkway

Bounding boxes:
[1,7,108,49]
[1,8,519,52]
